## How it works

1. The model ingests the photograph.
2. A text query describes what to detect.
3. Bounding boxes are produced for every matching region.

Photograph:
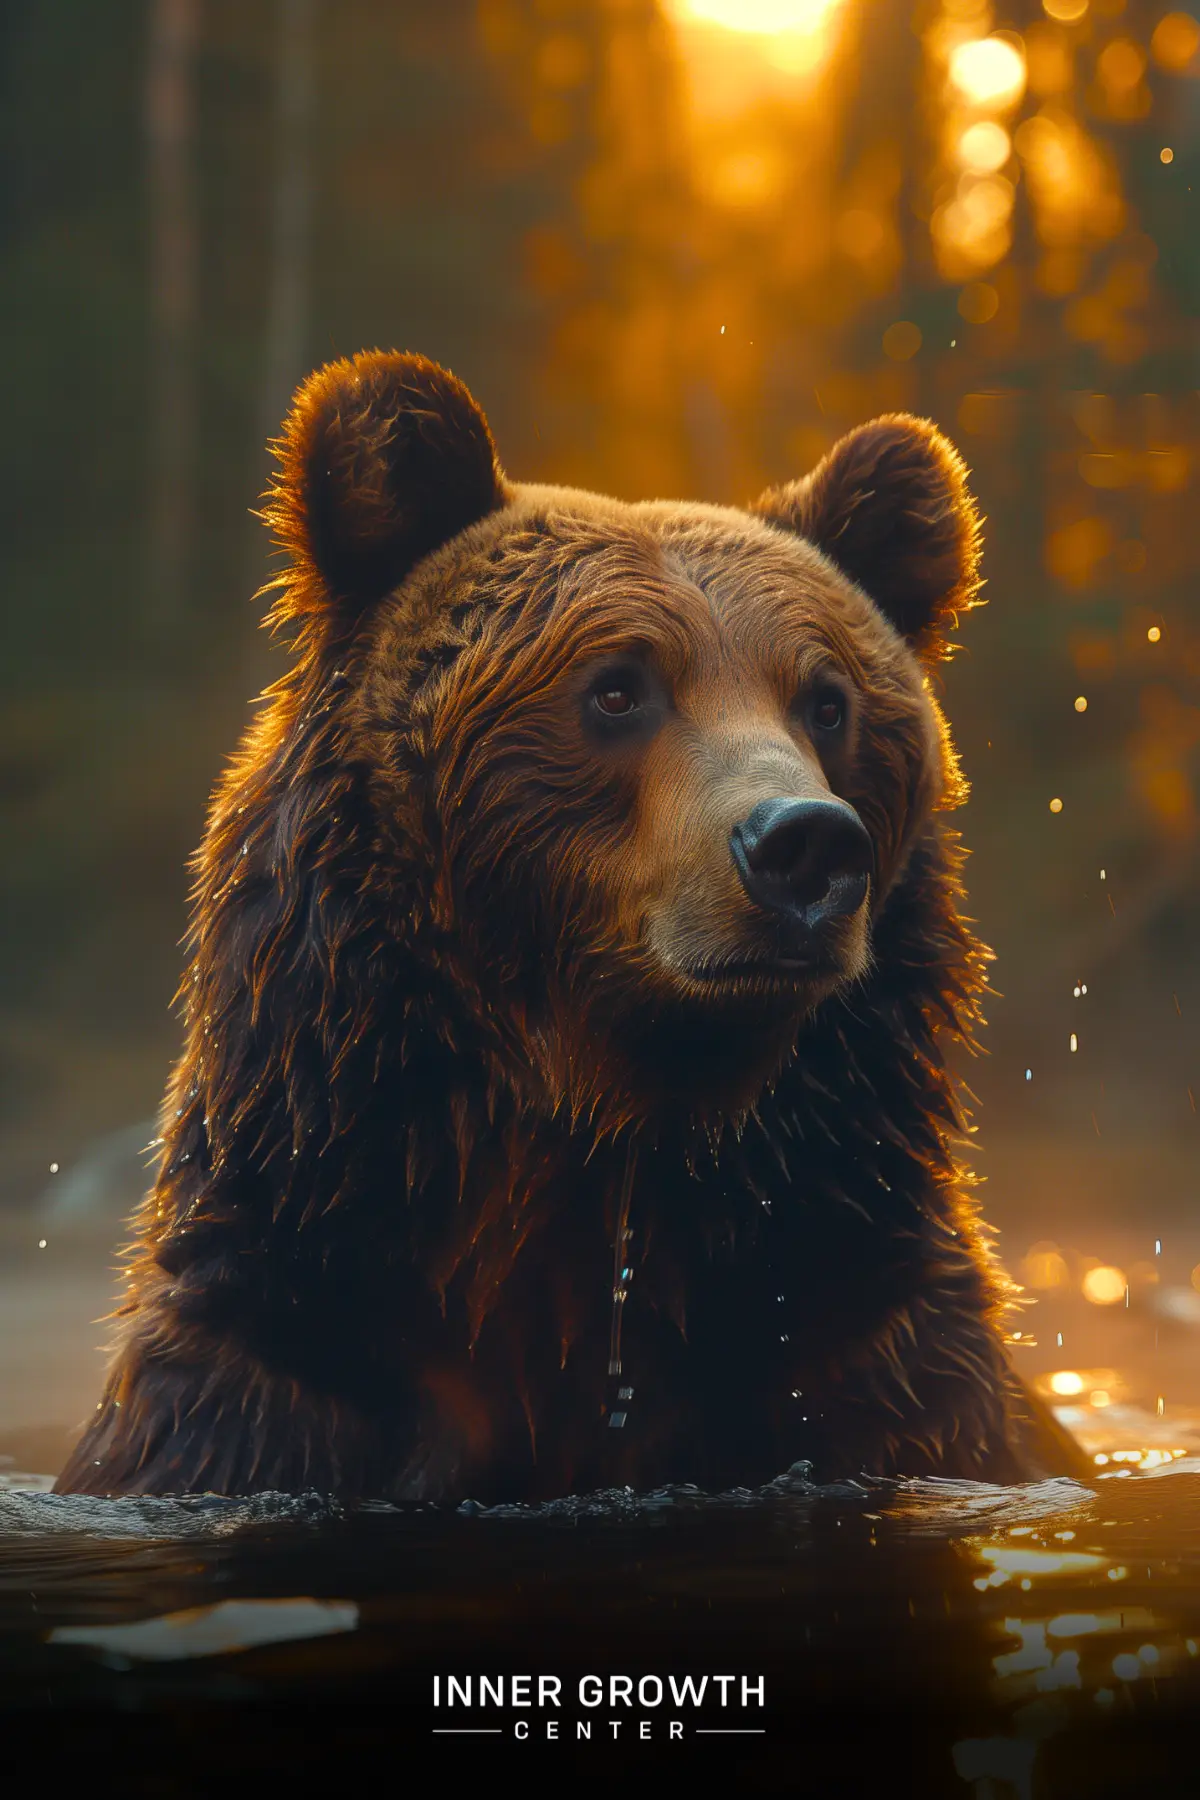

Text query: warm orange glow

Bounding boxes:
[1049,796,1063,812]
[664,0,845,75]
[932,174,1015,274]
[1050,1370,1085,1395]
[958,281,999,322]
[1082,1265,1127,1305]
[948,37,1027,110]
[670,0,840,33]
[956,120,1011,174]
[974,1543,1105,1579]
[1015,111,1125,254]
[1091,1389,1111,1407]
[836,209,886,260]
[1152,12,1200,72]
[1098,38,1147,107]
[701,147,789,209]
[882,320,922,361]
[1043,0,1087,19]
[1161,147,1175,164]
[1148,625,1162,643]
[1023,1241,1068,1288]
[1075,695,1088,712]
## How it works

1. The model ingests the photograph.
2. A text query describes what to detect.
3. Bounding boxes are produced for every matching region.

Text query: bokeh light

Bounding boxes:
[956,120,1011,174]
[1024,1241,1069,1288]
[882,320,922,360]
[1151,12,1200,72]
[1082,1266,1128,1306]
[948,37,1027,110]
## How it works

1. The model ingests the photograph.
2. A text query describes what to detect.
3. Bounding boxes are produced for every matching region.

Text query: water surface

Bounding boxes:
[3,1460,1199,1796]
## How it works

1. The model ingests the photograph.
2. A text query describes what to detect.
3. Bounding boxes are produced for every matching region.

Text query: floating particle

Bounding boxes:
[1161,147,1175,164]
[1100,869,1106,880]
[1075,696,1088,712]
[1057,1333,1064,1347]
[37,1239,46,1250]
[1025,1069,1033,1081]
[1148,625,1162,642]
[49,1161,59,1174]
[1156,1239,1162,1254]
[1049,797,1063,813]
[1070,1033,1078,1053]
[719,325,725,335]
[1157,1395,1165,1416]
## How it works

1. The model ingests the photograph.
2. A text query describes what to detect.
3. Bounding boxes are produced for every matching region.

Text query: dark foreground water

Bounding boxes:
[3,1463,1200,1798]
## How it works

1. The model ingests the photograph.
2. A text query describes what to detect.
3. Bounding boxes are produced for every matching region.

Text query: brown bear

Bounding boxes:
[56,350,1086,1502]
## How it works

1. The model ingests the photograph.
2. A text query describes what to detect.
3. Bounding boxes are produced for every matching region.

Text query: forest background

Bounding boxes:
[2,0,1198,1465]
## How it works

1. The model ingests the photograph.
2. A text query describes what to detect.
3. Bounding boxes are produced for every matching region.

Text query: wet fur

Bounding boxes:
[56,355,1088,1499]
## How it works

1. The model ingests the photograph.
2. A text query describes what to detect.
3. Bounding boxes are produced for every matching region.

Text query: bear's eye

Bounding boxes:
[811,689,845,732]
[593,686,638,718]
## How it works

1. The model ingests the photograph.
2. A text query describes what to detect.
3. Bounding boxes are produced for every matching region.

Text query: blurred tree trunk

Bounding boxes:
[260,0,316,457]
[146,0,199,624]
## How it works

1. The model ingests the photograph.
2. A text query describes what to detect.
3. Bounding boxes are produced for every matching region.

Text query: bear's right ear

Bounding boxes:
[261,350,506,642]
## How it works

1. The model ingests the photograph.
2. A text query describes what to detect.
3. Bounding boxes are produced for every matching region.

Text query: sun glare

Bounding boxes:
[669,0,842,35]
[948,37,1027,109]
[664,0,845,76]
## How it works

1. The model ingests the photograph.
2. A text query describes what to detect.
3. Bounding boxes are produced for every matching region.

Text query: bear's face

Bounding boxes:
[263,354,979,1125]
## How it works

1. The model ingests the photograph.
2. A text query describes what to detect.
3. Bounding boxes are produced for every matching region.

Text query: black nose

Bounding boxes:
[730,797,873,926]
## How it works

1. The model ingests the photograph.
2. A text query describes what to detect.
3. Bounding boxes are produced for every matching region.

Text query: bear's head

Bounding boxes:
[250,350,980,1136]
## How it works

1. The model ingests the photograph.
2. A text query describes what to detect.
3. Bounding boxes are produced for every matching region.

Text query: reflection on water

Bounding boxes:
[2,1464,1200,1794]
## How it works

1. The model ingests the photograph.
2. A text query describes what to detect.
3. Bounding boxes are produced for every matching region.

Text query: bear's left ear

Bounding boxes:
[261,349,507,644]
[751,415,982,657]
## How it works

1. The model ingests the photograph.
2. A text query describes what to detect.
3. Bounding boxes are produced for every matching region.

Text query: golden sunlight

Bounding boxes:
[669,0,841,36]
[948,36,1027,109]
[1082,1264,1128,1305]
[664,0,844,76]
[956,120,1011,174]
